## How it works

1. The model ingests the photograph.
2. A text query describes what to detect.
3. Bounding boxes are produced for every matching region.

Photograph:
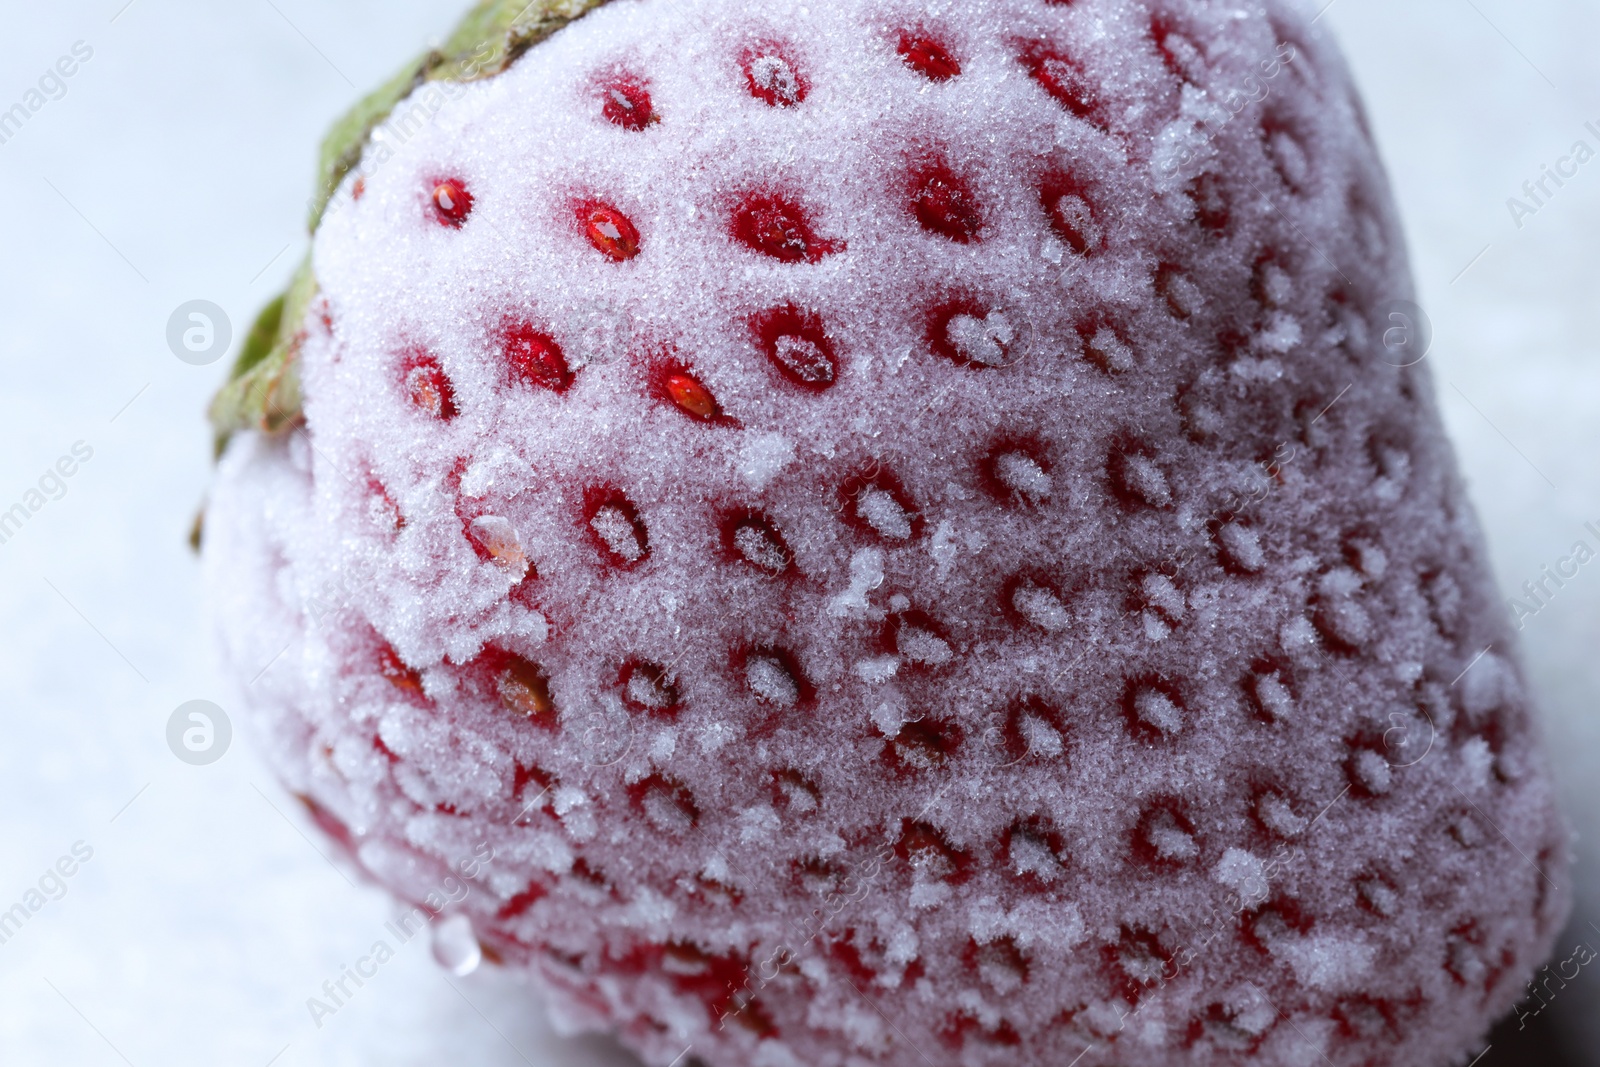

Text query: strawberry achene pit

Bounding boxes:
[1042,175,1103,255]
[402,354,458,419]
[498,655,556,726]
[898,34,961,80]
[601,78,656,130]
[502,324,573,392]
[1020,44,1103,125]
[377,642,423,696]
[430,178,473,227]
[911,167,983,242]
[587,494,649,566]
[467,515,529,578]
[755,307,838,388]
[746,652,801,706]
[622,662,680,714]
[726,513,792,575]
[663,370,720,421]
[931,304,1023,368]
[580,202,641,261]
[744,51,806,106]
[733,195,841,262]
[991,450,1053,504]
[845,477,919,541]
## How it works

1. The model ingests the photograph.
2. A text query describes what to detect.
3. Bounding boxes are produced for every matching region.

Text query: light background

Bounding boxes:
[0,0,1595,1063]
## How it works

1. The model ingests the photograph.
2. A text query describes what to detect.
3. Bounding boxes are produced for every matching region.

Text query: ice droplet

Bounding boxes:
[432,913,482,976]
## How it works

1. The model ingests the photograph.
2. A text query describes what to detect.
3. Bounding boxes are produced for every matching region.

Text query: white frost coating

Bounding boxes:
[737,433,796,491]
[1087,325,1135,372]
[869,692,909,736]
[1018,711,1063,758]
[1273,933,1378,993]
[1009,830,1063,882]
[929,520,960,580]
[590,506,644,562]
[1012,581,1069,632]
[856,487,912,540]
[1459,735,1494,790]
[462,448,536,499]
[854,655,898,684]
[469,515,528,576]
[1213,847,1269,908]
[1258,792,1308,838]
[748,53,801,105]
[1351,748,1392,795]
[1217,521,1265,573]
[771,336,833,385]
[1142,572,1185,620]
[626,670,675,710]
[746,654,799,706]
[1146,812,1199,863]
[734,523,788,573]
[993,451,1051,502]
[1120,453,1172,507]
[1134,688,1183,735]
[828,547,884,617]
[897,624,952,667]
[202,1,1569,1065]
[947,311,1018,367]
[1358,876,1400,918]
[1255,671,1293,721]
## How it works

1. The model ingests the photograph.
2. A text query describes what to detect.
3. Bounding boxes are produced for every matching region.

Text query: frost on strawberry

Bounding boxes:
[203,2,1569,1067]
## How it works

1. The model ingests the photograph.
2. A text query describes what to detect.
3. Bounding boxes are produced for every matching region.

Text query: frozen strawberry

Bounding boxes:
[204,3,1569,1067]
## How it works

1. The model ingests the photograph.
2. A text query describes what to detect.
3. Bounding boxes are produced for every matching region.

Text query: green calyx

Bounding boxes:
[207,255,317,457]
[207,0,617,456]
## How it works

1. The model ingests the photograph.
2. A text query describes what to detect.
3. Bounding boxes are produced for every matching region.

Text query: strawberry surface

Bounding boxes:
[204,1,1569,1065]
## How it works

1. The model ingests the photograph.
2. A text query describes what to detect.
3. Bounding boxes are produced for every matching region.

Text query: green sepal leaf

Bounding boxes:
[208,254,316,457]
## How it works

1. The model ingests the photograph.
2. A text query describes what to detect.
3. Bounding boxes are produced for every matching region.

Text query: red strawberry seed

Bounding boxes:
[580,201,642,261]
[431,178,473,227]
